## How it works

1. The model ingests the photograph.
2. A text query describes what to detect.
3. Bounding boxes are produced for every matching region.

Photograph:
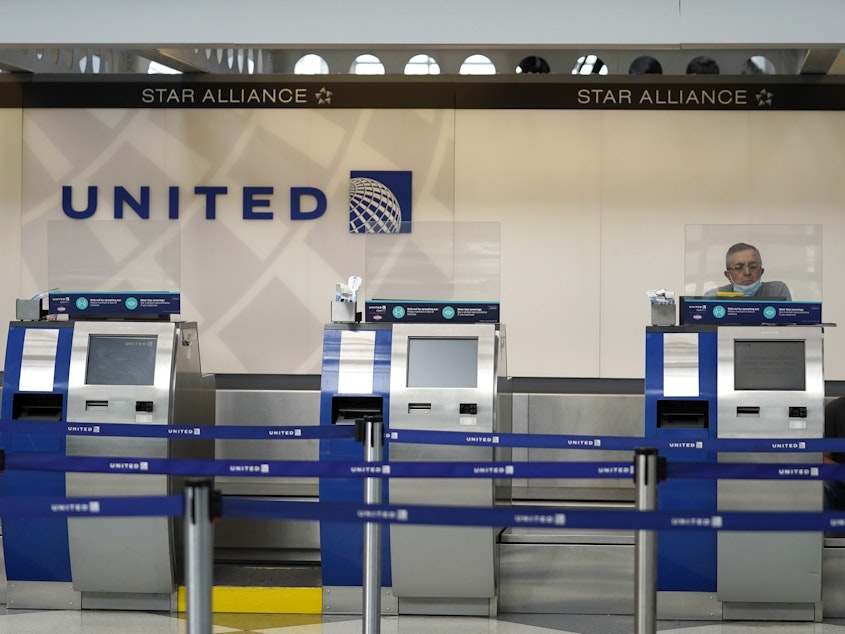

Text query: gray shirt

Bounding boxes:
[704,280,791,300]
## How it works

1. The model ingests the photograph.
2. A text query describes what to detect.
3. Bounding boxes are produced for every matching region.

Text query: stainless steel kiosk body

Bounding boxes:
[65,320,214,610]
[716,325,823,621]
[387,322,509,616]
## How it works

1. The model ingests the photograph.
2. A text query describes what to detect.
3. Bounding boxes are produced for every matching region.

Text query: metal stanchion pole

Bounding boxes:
[634,448,659,634]
[360,416,384,634]
[184,478,215,634]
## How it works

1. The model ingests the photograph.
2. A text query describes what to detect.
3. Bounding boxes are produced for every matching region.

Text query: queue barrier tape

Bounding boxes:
[8,453,845,481]
[4,454,633,478]
[0,494,183,518]
[669,462,827,480]
[1,494,844,533]
[0,419,356,440]
[223,498,845,533]
[3,418,845,454]
[385,429,845,454]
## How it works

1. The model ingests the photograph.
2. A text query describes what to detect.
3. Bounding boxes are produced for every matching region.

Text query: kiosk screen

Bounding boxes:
[407,337,478,388]
[86,335,158,385]
[734,339,805,391]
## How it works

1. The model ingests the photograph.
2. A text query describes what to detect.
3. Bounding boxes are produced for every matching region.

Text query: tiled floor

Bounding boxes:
[2,611,845,634]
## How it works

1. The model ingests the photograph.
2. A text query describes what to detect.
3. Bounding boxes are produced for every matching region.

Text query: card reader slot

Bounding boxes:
[85,400,109,411]
[736,406,760,416]
[408,403,432,412]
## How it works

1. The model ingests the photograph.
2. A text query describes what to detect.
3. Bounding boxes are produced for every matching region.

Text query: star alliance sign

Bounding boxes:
[576,87,771,108]
[141,86,321,106]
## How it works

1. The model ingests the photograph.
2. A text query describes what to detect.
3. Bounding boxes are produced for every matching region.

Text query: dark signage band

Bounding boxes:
[2,76,845,111]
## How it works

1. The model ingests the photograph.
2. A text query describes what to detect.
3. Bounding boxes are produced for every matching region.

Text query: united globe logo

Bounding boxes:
[349,171,412,233]
[349,178,400,232]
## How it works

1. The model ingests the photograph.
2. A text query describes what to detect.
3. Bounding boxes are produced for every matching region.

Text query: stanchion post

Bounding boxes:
[184,478,217,634]
[358,415,384,634]
[633,448,661,634]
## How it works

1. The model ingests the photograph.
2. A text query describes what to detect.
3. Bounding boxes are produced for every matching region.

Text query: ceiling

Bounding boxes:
[0,46,841,77]
[1,1,843,77]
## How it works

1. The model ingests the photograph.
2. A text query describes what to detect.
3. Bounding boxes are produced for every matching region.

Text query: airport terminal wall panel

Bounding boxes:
[2,80,845,379]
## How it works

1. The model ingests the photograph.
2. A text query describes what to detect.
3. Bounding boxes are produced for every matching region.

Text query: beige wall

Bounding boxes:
[4,106,845,379]
[0,109,22,340]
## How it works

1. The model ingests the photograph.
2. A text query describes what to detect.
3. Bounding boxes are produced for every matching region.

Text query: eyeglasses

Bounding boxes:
[727,263,760,272]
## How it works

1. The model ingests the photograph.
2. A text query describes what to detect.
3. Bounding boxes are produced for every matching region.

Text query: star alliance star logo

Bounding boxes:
[755,89,773,107]
[315,87,333,105]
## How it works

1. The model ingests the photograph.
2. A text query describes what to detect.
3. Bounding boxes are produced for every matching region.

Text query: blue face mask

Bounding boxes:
[733,279,762,296]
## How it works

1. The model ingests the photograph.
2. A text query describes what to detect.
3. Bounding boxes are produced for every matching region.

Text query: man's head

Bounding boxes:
[724,242,764,286]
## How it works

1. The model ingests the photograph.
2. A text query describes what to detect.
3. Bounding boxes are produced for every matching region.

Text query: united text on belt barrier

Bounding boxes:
[4,454,633,478]
[0,495,183,518]
[2,494,845,533]
[8,453,845,481]
[3,418,845,454]
[0,419,356,440]
[385,429,845,453]
[223,498,845,533]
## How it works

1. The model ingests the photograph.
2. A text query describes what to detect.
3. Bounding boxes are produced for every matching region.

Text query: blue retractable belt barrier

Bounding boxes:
[8,453,845,481]
[0,419,356,440]
[4,418,845,454]
[0,495,183,518]
[222,498,845,533]
[2,494,845,533]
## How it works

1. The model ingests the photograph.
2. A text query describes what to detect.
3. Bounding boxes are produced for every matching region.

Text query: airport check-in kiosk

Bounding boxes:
[1,319,214,610]
[388,323,507,616]
[645,324,823,619]
[319,321,507,616]
[716,325,823,620]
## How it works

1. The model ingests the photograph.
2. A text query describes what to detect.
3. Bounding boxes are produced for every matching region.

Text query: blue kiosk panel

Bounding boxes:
[645,326,718,592]
[318,324,393,588]
[1,322,74,583]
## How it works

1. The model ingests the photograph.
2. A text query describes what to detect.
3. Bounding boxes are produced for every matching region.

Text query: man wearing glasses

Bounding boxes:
[704,242,792,300]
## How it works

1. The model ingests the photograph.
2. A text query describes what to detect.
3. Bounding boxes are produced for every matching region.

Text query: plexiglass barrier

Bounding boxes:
[363,222,501,303]
[684,224,822,302]
[47,220,181,293]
